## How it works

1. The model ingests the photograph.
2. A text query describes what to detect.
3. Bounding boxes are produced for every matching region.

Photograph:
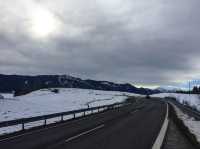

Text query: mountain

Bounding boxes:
[0,74,160,96]
[156,86,182,93]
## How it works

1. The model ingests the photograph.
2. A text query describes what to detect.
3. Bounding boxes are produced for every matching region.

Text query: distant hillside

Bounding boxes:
[0,74,160,95]
[156,86,182,93]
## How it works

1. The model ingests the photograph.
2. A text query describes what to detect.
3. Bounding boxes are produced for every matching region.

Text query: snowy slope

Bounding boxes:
[171,103,200,143]
[152,93,200,111]
[153,93,200,144]
[0,88,139,122]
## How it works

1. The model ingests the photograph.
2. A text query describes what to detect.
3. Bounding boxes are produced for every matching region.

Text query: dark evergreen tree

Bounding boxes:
[192,86,200,94]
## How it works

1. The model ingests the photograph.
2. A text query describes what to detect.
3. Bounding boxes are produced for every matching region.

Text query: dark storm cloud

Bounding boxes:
[0,0,200,87]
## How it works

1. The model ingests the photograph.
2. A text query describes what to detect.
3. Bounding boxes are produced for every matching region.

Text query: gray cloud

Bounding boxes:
[0,0,200,87]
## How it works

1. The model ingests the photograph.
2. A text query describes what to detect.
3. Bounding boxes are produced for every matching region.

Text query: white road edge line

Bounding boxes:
[152,103,169,149]
[65,124,105,143]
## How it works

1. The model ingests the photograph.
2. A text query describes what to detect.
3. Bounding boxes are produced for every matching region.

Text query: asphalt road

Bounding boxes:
[163,121,196,149]
[0,98,167,149]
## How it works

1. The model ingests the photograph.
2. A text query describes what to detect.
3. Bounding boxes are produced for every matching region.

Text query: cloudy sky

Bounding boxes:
[0,0,200,87]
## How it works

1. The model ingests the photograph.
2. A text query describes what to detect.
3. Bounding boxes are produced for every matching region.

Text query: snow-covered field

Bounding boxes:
[0,88,139,135]
[152,93,200,111]
[0,88,139,121]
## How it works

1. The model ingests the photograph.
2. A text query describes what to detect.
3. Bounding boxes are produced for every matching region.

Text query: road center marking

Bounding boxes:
[65,124,105,143]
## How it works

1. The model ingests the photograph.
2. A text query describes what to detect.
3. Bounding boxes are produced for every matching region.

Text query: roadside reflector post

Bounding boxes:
[22,123,25,131]
[44,119,47,126]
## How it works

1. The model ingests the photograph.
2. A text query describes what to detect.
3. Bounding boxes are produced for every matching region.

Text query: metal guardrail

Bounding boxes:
[0,102,129,132]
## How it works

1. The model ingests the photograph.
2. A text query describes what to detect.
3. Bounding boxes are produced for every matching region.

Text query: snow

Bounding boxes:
[1,93,13,99]
[171,103,200,143]
[0,88,139,135]
[153,93,200,143]
[0,88,139,121]
[152,93,200,111]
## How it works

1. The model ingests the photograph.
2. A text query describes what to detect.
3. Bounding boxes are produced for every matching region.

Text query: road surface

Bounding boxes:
[163,120,196,149]
[0,98,167,149]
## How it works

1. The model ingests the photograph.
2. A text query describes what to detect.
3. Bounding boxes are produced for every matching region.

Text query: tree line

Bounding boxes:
[176,86,200,94]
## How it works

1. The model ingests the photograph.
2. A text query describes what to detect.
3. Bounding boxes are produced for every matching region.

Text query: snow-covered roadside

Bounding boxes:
[152,93,200,111]
[0,88,140,135]
[153,93,200,145]
[0,88,140,122]
[171,103,200,143]
[0,88,138,122]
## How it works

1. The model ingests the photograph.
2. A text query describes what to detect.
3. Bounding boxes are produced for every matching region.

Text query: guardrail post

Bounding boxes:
[61,115,64,122]
[44,119,47,126]
[73,113,76,119]
[22,123,25,131]
[83,111,86,116]
[118,106,120,111]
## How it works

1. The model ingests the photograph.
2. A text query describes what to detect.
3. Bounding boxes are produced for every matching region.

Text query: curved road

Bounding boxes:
[0,99,167,149]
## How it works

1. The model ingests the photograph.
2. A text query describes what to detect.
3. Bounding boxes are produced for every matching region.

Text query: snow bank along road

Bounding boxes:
[0,98,167,149]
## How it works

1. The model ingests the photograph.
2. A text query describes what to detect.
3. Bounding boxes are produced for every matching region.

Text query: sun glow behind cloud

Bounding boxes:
[1,0,200,87]
[28,5,60,38]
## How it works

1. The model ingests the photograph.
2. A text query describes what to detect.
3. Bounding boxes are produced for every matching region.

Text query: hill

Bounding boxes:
[0,74,160,95]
